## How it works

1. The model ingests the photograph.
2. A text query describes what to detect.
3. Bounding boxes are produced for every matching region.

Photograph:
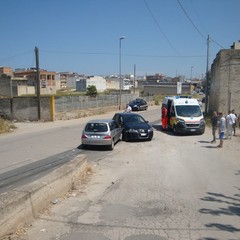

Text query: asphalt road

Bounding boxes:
[0,106,159,194]
[1,106,240,240]
[5,107,240,240]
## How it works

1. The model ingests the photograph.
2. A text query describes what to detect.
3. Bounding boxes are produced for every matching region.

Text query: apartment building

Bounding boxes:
[14,68,57,94]
[0,66,13,77]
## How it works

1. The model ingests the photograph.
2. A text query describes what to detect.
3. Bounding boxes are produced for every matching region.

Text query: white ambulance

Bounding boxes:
[162,96,205,135]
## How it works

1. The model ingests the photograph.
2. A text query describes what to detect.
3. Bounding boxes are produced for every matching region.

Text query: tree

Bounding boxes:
[86,85,97,96]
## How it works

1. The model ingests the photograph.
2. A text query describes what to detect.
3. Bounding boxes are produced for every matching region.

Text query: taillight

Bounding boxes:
[82,134,87,139]
[104,135,111,139]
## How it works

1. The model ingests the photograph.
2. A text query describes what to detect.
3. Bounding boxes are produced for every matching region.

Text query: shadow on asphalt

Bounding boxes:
[77,144,111,151]
[152,124,201,137]
[199,191,240,234]
[198,140,211,143]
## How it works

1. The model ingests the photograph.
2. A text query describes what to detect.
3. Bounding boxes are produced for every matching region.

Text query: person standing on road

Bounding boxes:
[211,111,218,143]
[217,112,226,148]
[161,104,168,130]
[238,112,240,130]
[226,109,237,139]
[231,109,237,136]
[124,104,132,113]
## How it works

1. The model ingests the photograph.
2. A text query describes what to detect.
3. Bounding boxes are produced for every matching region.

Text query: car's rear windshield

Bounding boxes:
[131,100,141,104]
[85,123,108,132]
[127,115,145,123]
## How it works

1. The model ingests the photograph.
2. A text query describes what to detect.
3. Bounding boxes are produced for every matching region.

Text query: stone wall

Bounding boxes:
[210,49,240,114]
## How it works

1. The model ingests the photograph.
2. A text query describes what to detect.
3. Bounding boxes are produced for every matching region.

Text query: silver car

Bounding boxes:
[81,119,122,150]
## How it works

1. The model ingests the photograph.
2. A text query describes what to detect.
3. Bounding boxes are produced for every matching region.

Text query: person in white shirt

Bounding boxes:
[218,112,226,148]
[231,109,238,136]
[226,109,237,139]
[124,104,132,113]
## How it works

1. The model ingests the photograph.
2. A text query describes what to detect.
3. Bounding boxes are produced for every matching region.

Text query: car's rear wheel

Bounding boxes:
[81,144,87,149]
[109,140,114,150]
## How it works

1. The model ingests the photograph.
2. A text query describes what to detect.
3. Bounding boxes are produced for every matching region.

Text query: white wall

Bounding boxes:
[86,76,106,92]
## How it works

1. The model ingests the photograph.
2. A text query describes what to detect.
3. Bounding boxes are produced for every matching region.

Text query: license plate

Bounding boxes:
[140,133,147,136]
[190,129,196,132]
[91,135,100,138]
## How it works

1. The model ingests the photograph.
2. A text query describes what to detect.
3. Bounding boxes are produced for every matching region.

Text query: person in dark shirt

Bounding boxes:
[211,111,218,143]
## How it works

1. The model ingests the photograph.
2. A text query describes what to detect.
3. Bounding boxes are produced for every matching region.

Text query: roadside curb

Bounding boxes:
[0,154,87,238]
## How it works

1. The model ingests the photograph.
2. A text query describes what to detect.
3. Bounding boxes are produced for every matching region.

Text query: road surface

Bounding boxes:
[4,107,240,240]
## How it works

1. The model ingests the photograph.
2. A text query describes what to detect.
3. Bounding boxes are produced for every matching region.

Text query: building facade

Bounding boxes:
[209,42,240,114]
[76,76,106,92]
[14,68,57,94]
[0,66,14,77]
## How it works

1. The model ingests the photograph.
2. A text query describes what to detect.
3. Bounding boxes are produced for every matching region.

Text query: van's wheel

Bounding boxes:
[173,125,178,135]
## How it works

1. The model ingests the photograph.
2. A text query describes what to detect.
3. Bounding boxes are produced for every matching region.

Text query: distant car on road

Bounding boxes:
[112,112,153,141]
[81,119,122,150]
[128,99,148,111]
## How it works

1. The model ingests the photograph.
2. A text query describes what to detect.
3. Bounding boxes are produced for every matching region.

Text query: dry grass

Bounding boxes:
[0,118,16,134]
[0,223,28,240]
[71,164,94,191]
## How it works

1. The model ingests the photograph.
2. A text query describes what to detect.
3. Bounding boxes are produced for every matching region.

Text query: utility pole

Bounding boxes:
[204,35,210,115]
[35,47,41,120]
[119,36,125,110]
[190,66,194,81]
[133,64,136,94]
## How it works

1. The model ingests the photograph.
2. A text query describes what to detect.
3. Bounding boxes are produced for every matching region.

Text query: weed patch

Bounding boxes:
[0,118,16,134]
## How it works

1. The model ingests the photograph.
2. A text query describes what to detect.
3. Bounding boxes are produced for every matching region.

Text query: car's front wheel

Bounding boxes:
[121,132,126,141]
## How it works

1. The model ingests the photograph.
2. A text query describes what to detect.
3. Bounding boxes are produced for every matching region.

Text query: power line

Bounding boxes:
[211,38,225,49]
[41,50,117,56]
[0,50,33,62]
[143,0,179,55]
[41,49,205,58]
[177,0,206,40]
[177,0,225,49]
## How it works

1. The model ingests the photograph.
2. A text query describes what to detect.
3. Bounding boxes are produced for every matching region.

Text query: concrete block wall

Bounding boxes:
[0,94,140,122]
[0,97,52,121]
[143,85,191,95]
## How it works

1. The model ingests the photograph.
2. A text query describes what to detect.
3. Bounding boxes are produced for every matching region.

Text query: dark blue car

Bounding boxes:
[112,112,153,141]
[128,99,148,111]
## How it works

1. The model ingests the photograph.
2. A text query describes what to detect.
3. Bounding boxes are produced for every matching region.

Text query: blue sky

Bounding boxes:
[0,0,239,79]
